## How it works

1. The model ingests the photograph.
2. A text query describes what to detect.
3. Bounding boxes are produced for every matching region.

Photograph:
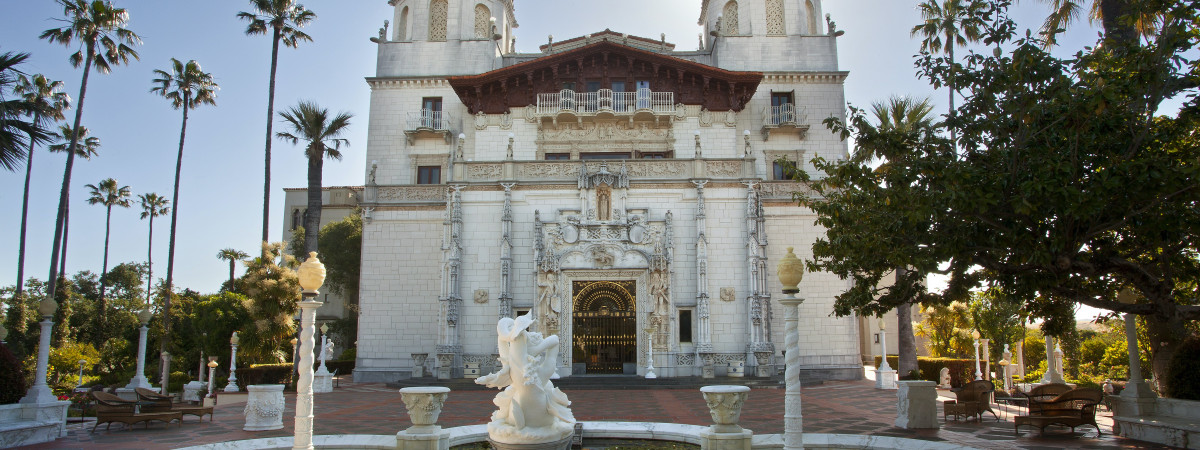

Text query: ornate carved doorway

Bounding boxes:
[571,280,637,374]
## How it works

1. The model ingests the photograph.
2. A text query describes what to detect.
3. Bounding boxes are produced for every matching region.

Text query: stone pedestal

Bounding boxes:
[1115,380,1159,416]
[875,368,897,389]
[753,352,772,378]
[701,354,715,379]
[313,366,333,394]
[411,353,428,378]
[700,385,753,450]
[397,387,451,450]
[183,380,206,403]
[243,384,285,431]
[727,361,745,378]
[436,354,453,380]
[895,381,938,429]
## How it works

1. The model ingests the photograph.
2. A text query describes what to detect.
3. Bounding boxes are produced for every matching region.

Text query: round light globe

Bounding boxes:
[207,359,219,369]
[230,331,240,345]
[137,307,153,325]
[298,252,327,293]
[776,246,804,293]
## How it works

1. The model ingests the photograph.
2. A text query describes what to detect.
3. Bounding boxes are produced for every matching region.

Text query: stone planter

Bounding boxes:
[700,385,750,433]
[727,361,745,378]
[411,353,428,378]
[243,384,285,431]
[397,387,451,450]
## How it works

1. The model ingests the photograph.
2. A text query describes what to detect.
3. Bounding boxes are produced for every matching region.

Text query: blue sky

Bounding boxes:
[1,1,1120,317]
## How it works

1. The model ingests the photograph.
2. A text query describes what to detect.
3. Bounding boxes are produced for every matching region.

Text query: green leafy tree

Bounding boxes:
[103,262,146,310]
[319,212,362,306]
[12,74,70,309]
[914,302,972,357]
[238,0,316,249]
[85,177,132,324]
[46,124,100,275]
[137,193,169,308]
[39,0,141,310]
[150,57,217,391]
[47,340,99,392]
[967,288,1026,361]
[277,101,352,255]
[216,248,250,291]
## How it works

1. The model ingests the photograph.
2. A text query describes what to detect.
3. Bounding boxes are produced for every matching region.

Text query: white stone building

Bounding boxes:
[352,0,865,382]
[281,186,363,323]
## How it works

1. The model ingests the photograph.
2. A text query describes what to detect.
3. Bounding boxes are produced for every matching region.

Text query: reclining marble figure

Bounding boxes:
[476,314,576,445]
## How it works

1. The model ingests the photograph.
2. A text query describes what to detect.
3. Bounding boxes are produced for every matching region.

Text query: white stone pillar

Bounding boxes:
[981,339,991,380]
[645,326,657,379]
[875,318,895,389]
[225,338,240,392]
[125,309,154,390]
[699,385,754,449]
[973,338,983,381]
[1117,311,1158,415]
[243,384,285,431]
[294,297,323,450]
[20,318,58,404]
[894,381,938,429]
[780,294,804,449]
[397,387,451,450]
[160,351,172,396]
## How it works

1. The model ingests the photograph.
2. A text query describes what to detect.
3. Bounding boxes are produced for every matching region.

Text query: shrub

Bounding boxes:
[337,347,356,362]
[0,343,27,404]
[168,371,191,393]
[1166,335,1200,400]
[321,360,354,375]
[873,356,976,388]
[239,363,294,388]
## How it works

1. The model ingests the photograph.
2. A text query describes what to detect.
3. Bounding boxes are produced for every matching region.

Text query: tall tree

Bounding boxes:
[149,57,217,393]
[0,51,47,171]
[39,0,141,310]
[1032,0,1160,47]
[84,177,132,325]
[12,74,70,307]
[216,248,249,290]
[910,0,986,146]
[276,101,352,255]
[137,192,169,308]
[237,0,316,251]
[47,124,100,275]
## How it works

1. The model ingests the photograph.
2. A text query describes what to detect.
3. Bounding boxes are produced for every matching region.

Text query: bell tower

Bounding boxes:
[698,0,838,72]
[377,0,517,77]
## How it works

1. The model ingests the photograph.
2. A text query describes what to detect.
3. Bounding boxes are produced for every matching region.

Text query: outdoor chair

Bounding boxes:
[1015,383,1072,414]
[91,391,182,432]
[1014,387,1103,436]
[943,380,999,421]
[135,387,214,422]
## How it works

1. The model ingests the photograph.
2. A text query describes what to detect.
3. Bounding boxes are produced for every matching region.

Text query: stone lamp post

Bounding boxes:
[21,297,58,404]
[294,252,326,450]
[290,338,299,363]
[125,307,154,389]
[225,331,240,392]
[77,360,87,387]
[314,323,334,393]
[876,317,895,389]
[1000,344,1013,391]
[776,247,804,450]
[207,359,218,398]
[644,326,657,379]
[971,330,983,381]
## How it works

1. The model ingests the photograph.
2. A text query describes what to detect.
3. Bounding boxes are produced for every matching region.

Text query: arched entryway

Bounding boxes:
[571,280,637,374]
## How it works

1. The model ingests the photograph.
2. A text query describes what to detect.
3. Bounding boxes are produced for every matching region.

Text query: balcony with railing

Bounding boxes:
[535,88,675,120]
[760,103,809,141]
[404,109,456,144]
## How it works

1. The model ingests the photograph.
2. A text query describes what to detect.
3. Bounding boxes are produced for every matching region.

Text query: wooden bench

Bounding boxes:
[135,388,214,422]
[1014,387,1103,436]
[91,391,182,432]
[944,380,998,421]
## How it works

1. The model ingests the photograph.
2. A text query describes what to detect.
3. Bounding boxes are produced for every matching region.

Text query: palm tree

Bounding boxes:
[85,177,132,323]
[40,0,141,308]
[150,57,216,394]
[46,124,100,276]
[12,74,70,305]
[867,95,938,381]
[216,248,250,290]
[138,193,169,308]
[238,0,316,250]
[277,101,352,255]
[1033,0,1157,47]
[910,0,986,146]
[0,51,49,171]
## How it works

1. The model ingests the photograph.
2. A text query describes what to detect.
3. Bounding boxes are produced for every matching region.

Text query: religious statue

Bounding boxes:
[379,20,389,41]
[322,338,335,361]
[651,270,670,317]
[536,271,559,321]
[476,315,575,445]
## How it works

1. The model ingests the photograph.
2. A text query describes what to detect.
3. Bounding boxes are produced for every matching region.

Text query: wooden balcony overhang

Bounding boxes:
[448,40,762,115]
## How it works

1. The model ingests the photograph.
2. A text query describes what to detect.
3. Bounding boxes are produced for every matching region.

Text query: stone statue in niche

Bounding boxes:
[651,270,671,317]
[475,289,489,304]
[597,186,612,221]
[720,287,736,302]
[476,314,575,445]
[536,272,560,320]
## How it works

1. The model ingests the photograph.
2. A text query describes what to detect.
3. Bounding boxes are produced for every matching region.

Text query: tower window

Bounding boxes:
[417,166,441,184]
[429,0,448,41]
[679,310,693,343]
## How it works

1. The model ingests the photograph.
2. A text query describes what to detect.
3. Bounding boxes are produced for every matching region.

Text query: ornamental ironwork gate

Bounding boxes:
[572,280,637,374]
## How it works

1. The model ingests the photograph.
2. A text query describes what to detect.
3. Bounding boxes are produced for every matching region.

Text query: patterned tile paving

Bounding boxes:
[16,377,1171,449]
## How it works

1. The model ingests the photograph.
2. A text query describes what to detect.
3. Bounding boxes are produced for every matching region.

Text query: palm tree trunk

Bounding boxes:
[261,27,283,252]
[162,93,190,393]
[228,259,235,288]
[948,44,956,147]
[304,147,322,255]
[16,127,37,299]
[98,204,113,331]
[146,215,154,307]
[45,47,94,308]
[59,204,69,274]
[1099,0,1136,44]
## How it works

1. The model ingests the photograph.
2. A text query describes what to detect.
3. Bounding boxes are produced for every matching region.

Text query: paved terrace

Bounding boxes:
[21,377,1168,450]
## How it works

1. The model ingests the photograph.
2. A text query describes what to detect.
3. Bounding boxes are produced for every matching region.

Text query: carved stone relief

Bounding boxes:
[720,287,736,302]
[474,289,488,304]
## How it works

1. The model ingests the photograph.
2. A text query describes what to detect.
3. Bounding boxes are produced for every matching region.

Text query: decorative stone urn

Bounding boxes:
[701,385,751,433]
[243,384,285,431]
[397,386,451,450]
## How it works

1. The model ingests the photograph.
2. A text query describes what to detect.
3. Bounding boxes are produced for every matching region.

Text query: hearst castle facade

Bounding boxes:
[347,0,866,382]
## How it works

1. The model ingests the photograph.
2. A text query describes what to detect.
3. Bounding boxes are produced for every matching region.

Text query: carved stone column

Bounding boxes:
[693,180,713,354]
[498,183,515,320]
[437,186,464,376]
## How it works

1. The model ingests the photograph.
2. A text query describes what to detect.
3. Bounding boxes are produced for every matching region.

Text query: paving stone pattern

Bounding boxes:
[19,378,1170,449]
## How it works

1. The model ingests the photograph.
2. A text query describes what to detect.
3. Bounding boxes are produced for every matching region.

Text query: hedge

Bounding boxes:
[873,356,977,388]
[238,364,294,389]
[0,343,26,404]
